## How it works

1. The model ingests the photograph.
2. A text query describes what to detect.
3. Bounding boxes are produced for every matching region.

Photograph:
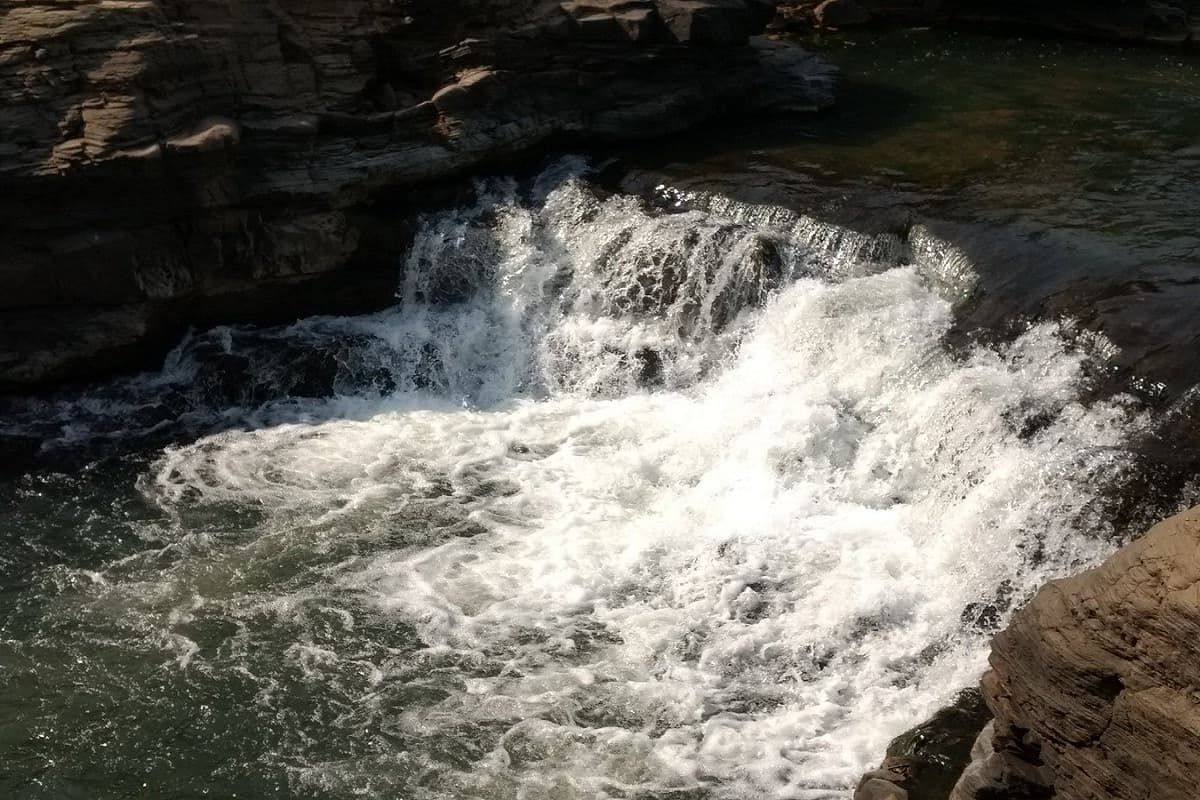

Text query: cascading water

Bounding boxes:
[0,163,1147,799]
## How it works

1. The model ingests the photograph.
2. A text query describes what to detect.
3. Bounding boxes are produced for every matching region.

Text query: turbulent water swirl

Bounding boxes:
[0,163,1145,799]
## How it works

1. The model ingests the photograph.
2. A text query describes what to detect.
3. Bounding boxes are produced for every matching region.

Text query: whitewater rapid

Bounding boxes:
[20,164,1144,798]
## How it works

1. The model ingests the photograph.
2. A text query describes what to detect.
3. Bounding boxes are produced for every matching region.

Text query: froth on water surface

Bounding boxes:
[0,165,1152,799]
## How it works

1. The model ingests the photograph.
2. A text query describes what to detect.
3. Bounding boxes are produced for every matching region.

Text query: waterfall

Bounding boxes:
[3,162,1144,799]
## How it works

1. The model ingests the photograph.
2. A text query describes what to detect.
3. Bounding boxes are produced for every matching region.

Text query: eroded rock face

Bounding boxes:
[776,0,1200,43]
[953,506,1200,800]
[0,0,836,389]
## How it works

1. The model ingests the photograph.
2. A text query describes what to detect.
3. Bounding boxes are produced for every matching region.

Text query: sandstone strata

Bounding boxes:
[951,506,1200,800]
[0,0,836,389]
[778,0,1200,43]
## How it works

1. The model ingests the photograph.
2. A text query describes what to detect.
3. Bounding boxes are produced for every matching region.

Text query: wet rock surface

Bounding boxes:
[950,506,1200,800]
[0,0,836,390]
[854,689,992,800]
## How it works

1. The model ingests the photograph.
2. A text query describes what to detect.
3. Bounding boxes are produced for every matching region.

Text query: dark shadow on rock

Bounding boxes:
[883,689,993,800]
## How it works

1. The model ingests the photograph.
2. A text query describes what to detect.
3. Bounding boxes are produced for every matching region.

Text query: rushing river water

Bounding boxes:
[2,30,1199,800]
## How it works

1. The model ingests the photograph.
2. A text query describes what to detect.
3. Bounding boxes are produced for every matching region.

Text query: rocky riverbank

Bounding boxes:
[854,505,1200,800]
[777,0,1200,43]
[0,0,836,390]
[956,504,1200,800]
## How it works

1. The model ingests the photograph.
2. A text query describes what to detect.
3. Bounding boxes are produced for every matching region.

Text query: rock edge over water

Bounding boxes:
[0,0,835,390]
[861,505,1200,800]
[954,504,1200,800]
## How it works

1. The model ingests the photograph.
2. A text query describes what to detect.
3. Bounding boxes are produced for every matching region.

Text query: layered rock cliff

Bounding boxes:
[847,508,1200,800]
[0,0,836,390]
[943,505,1200,800]
[852,506,1200,800]
[779,0,1200,43]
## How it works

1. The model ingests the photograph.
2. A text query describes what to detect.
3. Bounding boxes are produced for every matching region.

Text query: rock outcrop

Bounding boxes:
[0,0,836,390]
[777,0,1200,43]
[951,506,1200,800]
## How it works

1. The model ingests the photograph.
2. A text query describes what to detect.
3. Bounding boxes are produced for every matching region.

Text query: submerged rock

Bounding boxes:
[951,506,1200,800]
[0,0,838,391]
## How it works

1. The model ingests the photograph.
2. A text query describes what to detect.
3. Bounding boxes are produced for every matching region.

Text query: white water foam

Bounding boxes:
[117,168,1142,798]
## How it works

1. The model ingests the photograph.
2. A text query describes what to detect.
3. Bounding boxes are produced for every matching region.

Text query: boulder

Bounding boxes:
[657,0,756,44]
[560,1,663,42]
[856,776,909,800]
[952,506,1200,800]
